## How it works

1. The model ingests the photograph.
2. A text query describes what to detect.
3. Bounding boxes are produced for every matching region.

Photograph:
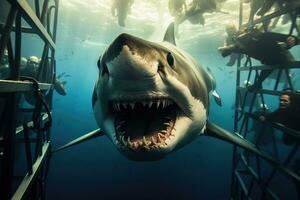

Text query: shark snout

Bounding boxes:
[105,33,159,80]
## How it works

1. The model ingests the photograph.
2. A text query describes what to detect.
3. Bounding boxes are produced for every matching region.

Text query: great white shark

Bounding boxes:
[54,23,285,166]
[92,22,223,161]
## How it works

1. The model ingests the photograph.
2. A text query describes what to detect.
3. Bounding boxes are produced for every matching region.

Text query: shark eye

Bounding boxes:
[97,59,101,69]
[167,52,174,67]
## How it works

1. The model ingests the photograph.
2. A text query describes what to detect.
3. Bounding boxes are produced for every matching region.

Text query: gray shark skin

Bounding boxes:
[92,23,219,161]
[56,23,281,167]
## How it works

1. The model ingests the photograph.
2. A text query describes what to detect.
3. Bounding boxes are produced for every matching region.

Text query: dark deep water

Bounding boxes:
[2,0,300,199]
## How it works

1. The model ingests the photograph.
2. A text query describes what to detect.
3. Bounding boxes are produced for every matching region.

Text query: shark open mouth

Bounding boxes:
[110,98,179,151]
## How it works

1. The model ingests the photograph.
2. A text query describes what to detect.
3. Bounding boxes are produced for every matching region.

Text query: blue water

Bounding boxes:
[10,0,300,199]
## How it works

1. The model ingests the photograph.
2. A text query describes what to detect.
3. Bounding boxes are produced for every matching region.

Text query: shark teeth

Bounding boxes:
[111,98,174,112]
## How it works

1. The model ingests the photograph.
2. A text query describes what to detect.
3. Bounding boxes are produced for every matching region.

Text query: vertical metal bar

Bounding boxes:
[247,177,255,198]
[47,6,55,38]
[0,9,20,199]
[23,124,33,174]
[231,1,243,198]
[0,93,19,200]
[274,69,282,91]
[264,145,299,187]
[0,6,17,63]
[52,0,59,43]
[40,0,50,25]
[7,38,15,77]
[37,43,49,82]
[35,0,41,19]
[255,154,261,181]
[284,68,294,90]
[12,12,22,80]
[35,118,42,158]
[271,131,279,160]
[289,12,297,36]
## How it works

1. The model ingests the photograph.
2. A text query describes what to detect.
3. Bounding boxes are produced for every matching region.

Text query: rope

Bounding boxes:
[20,76,52,132]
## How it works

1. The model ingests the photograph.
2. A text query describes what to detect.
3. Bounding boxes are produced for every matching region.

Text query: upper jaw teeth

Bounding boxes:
[112,98,173,111]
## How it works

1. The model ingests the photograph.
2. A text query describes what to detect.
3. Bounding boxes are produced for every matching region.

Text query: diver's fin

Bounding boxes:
[207,67,222,106]
[205,121,276,164]
[52,129,103,153]
[212,90,222,106]
[163,22,176,46]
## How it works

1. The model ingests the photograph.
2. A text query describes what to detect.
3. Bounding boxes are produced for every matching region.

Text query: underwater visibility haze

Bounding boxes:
[1,0,300,199]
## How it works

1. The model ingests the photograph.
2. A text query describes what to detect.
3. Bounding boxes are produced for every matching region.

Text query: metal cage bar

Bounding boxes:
[230,1,300,199]
[0,0,59,199]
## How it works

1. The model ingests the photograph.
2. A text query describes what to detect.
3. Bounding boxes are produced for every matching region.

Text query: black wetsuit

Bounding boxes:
[226,29,299,90]
[264,106,300,145]
[231,29,297,65]
[253,110,275,146]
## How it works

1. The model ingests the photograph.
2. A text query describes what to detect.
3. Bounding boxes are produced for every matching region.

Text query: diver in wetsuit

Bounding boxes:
[168,0,187,18]
[218,27,299,91]
[111,0,134,27]
[233,80,260,111]
[252,104,275,147]
[21,56,67,105]
[0,49,9,79]
[175,0,227,25]
[259,90,300,145]
[181,0,217,25]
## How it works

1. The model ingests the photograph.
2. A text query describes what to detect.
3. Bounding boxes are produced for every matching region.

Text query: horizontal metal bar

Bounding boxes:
[237,87,300,97]
[238,109,300,140]
[238,61,300,71]
[0,114,49,145]
[0,80,51,93]
[235,123,300,184]
[15,113,49,135]
[0,23,35,34]
[241,2,300,28]
[11,142,50,200]
[13,0,56,49]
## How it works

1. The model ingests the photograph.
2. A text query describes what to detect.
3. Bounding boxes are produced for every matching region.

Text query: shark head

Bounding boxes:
[93,23,216,161]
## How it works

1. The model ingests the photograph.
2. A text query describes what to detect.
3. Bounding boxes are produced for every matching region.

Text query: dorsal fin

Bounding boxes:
[163,22,176,45]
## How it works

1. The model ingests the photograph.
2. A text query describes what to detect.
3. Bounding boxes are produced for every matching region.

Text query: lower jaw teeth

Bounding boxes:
[118,134,171,150]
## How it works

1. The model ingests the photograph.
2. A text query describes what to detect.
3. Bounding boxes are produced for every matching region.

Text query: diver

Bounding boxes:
[176,0,226,25]
[168,0,187,18]
[111,0,134,27]
[252,104,275,147]
[21,56,67,105]
[218,27,299,91]
[0,49,9,79]
[22,56,39,77]
[259,90,300,145]
[244,0,300,29]
[232,80,260,111]
[243,103,275,159]
[257,0,300,17]
[243,0,264,24]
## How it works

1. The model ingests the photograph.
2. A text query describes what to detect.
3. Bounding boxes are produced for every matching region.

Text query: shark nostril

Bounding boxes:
[157,62,165,74]
[101,62,109,76]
